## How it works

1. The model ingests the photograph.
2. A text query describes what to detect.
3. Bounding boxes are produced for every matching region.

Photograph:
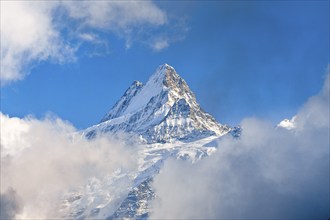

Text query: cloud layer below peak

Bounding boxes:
[0,113,138,219]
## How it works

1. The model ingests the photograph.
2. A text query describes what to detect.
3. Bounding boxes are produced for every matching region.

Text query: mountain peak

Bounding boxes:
[159,63,173,70]
[147,63,178,87]
[88,64,230,142]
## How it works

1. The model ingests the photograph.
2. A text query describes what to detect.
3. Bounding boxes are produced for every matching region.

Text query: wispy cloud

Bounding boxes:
[61,1,167,30]
[151,38,169,52]
[151,71,329,219]
[0,1,176,85]
[78,33,99,42]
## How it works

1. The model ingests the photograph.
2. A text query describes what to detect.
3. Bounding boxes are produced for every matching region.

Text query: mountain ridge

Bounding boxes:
[85,64,230,143]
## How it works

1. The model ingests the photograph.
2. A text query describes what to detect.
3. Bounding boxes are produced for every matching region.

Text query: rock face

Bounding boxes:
[85,64,230,143]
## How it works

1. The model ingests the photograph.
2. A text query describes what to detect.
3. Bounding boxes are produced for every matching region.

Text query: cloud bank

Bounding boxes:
[0,1,176,85]
[151,72,329,219]
[0,113,138,219]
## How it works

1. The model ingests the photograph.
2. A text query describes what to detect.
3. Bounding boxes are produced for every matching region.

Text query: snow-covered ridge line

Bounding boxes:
[84,63,231,143]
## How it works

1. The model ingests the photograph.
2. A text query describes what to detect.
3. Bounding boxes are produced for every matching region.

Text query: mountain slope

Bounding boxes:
[85,64,230,143]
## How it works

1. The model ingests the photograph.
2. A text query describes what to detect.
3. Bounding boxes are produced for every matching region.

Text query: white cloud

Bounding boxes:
[151,38,169,52]
[0,1,169,85]
[0,113,138,219]
[78,33,98,42]
[151,71,329,219]
[61,1,167,30]
[0,114,30,157]
[0,1,75,85]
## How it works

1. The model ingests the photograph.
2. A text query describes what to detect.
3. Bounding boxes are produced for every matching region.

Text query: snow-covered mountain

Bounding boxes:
[62,64,234,219]
[84,64,230,143]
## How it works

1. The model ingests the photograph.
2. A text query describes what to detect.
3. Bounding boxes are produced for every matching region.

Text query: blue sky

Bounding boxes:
[1,1,329,129]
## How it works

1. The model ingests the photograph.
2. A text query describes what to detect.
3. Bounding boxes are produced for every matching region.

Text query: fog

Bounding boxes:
[151,72,329,219]
[0,114,138,219]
